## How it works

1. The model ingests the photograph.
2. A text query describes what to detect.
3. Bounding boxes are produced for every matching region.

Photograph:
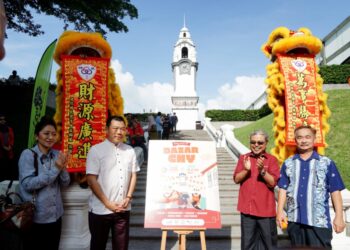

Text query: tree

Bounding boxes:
[4,0,138,36]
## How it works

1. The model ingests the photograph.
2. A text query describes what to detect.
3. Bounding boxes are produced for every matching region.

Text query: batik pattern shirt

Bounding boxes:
[278,151,345,228]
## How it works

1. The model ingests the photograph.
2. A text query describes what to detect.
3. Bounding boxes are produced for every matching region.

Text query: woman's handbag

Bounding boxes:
[0,181,35,231]
[0,149,39,231]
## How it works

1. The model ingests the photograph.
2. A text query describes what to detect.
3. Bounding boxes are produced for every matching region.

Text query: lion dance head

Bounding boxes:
[53,31,124,142]
[261,27,331,164]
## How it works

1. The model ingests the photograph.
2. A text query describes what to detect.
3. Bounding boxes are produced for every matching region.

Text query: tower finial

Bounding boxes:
[183,14,186,28]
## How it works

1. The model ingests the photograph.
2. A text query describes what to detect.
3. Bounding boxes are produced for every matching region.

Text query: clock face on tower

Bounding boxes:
[179,62,191,74]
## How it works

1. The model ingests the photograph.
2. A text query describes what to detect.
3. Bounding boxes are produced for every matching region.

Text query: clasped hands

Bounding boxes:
[106,198,131,213]
[55,151,70,170]
[243,155,265,173]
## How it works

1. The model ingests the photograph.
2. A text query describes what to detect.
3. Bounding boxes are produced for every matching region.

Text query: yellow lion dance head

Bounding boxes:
[53,31,124,141]
[261,27,331,164]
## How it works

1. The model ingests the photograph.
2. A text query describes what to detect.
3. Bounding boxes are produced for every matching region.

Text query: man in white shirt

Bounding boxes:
[86,115,140,250]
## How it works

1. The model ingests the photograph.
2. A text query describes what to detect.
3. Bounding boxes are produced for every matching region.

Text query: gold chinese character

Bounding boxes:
[78,102,94,120]
[79,82,95,101]
[77,122,93,140]
[294,72,307,89]
[299,105,310,119]
[298,89,307,103]
[77,142,91,159]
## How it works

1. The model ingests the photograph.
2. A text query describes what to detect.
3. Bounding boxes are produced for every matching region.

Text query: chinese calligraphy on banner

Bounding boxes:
[62,55,109,172]
[144,140,221,229]
[278,54,324,146]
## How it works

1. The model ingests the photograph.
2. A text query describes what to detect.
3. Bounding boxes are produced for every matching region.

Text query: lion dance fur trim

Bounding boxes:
[261,27,331,165]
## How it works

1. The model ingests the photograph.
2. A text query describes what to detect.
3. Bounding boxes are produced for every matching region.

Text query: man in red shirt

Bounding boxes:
[233,130,280,250]
[126,116,147,163]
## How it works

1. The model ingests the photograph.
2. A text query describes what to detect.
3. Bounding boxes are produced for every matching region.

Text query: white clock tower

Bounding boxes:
[171,24,199,130]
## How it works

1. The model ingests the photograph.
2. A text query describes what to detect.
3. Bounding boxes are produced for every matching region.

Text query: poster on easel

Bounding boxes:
[144,140,221,229]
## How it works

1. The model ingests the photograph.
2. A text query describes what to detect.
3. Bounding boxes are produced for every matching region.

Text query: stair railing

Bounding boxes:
[203,118,249,160]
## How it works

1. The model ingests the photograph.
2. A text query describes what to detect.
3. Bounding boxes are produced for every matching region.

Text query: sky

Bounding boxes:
[0,0,349,120]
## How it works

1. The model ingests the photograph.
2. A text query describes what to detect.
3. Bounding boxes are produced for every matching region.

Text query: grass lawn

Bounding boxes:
[234,89,350,189]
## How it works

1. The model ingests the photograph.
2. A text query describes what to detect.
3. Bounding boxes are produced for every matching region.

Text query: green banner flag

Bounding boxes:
[27,39,57,148]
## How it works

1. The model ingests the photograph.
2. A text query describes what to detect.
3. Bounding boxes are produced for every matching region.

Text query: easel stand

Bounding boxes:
[160,228,206,250]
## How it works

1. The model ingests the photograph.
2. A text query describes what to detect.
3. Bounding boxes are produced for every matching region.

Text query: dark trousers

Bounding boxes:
[89,211,130,250]
[241,213,277,250]
[162,132,169,140]
[23,217,62,250]
[287,222,333,249]
[134,142,148,161]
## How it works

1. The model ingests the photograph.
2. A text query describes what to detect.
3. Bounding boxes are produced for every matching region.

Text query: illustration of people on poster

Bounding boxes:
[144,140,221,229]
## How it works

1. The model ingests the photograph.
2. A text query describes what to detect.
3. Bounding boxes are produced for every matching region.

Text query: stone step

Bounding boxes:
[128,226,242,239]
[108,233,289,250]
[129,214,240,227]
[111,238,241,250]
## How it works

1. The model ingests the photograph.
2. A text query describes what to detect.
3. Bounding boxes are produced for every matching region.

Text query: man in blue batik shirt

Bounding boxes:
[277,125,346,248]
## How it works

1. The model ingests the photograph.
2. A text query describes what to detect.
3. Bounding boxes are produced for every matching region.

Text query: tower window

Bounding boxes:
[181,47,188,58]
[183,32,186,37]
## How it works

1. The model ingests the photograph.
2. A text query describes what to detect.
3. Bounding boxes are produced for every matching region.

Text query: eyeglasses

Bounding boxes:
[250,140,265,145]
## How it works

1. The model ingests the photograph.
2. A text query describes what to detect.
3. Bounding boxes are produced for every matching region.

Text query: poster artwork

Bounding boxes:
[144,140,221,229]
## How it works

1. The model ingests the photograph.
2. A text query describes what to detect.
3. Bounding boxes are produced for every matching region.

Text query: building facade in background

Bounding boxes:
[317,16,350,66]
[171,24,199,130]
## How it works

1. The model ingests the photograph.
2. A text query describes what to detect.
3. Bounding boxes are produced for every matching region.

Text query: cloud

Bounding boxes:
[111,59,174,114]
[201,76,266,111]
[110,60,266,120]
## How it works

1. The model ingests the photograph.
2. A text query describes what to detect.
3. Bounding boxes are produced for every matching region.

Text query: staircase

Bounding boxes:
[107,130,240,249]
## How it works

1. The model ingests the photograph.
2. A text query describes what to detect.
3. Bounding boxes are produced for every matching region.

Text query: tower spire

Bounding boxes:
[183,14,186,28]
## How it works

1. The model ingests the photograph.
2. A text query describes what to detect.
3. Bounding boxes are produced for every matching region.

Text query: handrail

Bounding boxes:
[203,118,249,159]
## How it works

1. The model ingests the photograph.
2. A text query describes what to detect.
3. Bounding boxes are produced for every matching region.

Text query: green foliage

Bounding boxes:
[234,89,350,189]
[4,0,138,37]
[234,113,274,153]
[319,64,350,83]
[205,103,272,121]
[324,89,350,189]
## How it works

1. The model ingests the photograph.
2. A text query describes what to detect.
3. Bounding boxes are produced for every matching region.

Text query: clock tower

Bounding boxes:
[171,24,199,130]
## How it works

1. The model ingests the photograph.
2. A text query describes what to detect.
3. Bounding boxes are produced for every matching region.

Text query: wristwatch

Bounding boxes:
[260,169,266,177]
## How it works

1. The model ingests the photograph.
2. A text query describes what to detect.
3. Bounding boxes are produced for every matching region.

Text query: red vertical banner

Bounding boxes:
[278,54,324,146]
[62,55,109,172]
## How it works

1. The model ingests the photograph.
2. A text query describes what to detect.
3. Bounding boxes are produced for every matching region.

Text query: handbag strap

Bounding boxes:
[5,180,13,196]
[29,149,39,176]
[17,149,39,203]
[28,149,39,203]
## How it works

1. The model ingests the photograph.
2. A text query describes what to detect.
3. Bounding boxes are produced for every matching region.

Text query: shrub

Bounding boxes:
[319,64,350,83]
